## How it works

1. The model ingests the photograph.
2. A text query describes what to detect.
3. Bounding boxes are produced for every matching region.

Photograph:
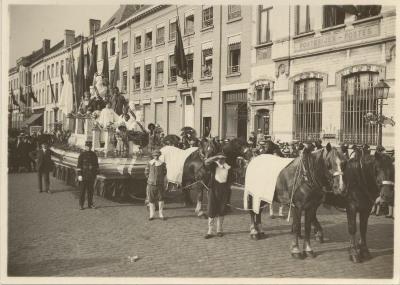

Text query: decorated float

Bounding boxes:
[51,73,151,202]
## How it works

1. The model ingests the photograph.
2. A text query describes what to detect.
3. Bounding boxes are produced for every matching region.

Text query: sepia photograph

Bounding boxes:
[1,0,398,284]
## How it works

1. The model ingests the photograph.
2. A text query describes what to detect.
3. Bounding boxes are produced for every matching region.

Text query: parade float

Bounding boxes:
[51,73,151,202]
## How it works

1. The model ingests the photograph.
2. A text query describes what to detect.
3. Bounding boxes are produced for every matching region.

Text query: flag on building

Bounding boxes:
[102,44,109,85]
[28,86,38,103]
[85,46,91,92]
[59,48,76,115]
[174,16,188,81]
[10,88,19,107]
[76,36,85,106]
[48,74,57,103]
[87,31,97,88]
[111,52,119,89]
[19,86,27,105]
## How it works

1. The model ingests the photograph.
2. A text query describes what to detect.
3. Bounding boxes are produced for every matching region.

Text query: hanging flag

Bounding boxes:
[87,30,97,88]
[174,15,188,81]
[10,88,19,107]
[28,86,38,103]
[19,86,27,105]
[85,46,91,92]
[76,36,85,106]
[48,74,57,103]
[111,52,120,89]
[69,47,78,112]
[102,44,109,85]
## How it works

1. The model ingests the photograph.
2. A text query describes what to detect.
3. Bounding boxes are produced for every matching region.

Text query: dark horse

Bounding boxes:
[329,149,394,262]
[181,137,222,217]
[247,144,347,258]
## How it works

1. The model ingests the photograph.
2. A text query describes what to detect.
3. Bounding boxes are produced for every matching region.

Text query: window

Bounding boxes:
[102,41,107,58]
[201,48,213,78]
[33,74,36,85]
[60,60,64,76]
[55,83,58,102]
[355,5,381,20]
[95,44,98,59]
[293,78,322,141]
[122,71,127,93]
[135,35,142,52]
[186,53,193,80]
[228,43,241,74]
[122,41,128,57]
[259,6,272,44]
[110,38,116,56]
[134,66,140,89]
[51,64,54,78]
[341,72,379,145]
[202,6,213,28]
[144,63,152,88]
[156,61,164,86]
[145,31,152,49]
[296,5,312,35]
[228,5,241,20]
[56,62,59,77]
[169,55,177,83]
[156,26,165,45]
[323,6,345,28]
[47,86,50,103]
[257,84,271,100]
[169,20,177,40]
[184,13,194,35]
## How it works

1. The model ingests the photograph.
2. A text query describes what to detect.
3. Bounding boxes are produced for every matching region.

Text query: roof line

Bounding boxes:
[116,5,168,29]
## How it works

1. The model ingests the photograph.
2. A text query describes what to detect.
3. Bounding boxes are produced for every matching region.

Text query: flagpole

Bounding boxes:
[70,44,78,113]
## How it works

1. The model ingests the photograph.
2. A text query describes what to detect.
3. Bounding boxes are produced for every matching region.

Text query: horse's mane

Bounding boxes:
[345,155,379,200]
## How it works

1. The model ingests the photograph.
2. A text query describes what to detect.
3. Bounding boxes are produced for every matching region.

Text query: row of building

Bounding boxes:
[8,5,396,147]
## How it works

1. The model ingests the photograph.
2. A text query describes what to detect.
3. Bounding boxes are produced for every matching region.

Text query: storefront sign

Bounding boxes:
[323,133,336,139]
[294,23,380,52]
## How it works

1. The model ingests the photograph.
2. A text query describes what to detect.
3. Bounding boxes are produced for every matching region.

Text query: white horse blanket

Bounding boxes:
[160,146,198,185]
[244,154,294,214]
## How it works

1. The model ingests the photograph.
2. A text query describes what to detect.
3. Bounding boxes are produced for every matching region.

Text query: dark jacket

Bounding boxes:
[112,94,127,116]
[36,149,54,172]
[145,161,167,186]
[77,150,99,181]
[204,160,233,188]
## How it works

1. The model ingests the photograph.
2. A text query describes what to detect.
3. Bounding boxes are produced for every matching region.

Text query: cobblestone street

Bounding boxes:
[8,172,394,278]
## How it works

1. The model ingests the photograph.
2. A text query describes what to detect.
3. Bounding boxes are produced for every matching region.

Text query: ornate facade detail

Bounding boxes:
[385,42,396,62]
[275,60,290,78]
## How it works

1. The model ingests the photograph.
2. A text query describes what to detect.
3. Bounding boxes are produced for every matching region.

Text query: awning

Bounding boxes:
[22,113,43,127]
[228,34,241,45]
[202,41,213,50]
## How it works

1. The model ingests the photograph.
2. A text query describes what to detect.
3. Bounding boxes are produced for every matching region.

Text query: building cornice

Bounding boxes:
[116,5,169,30]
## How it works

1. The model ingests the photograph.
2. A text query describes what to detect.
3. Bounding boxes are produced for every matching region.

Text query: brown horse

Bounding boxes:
[332,149,394,262]
[181,137,222,217]
[247,144,347,258]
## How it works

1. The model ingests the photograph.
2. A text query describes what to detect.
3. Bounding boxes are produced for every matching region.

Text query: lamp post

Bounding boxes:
[374,79,390,146]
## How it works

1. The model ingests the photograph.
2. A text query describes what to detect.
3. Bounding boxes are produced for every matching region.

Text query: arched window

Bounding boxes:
[341,72,379,145]
[293,78,322,141]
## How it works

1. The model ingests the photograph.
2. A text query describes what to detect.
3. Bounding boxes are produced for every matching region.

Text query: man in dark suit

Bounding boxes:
[77,141,99,210]
[35,142,54,193]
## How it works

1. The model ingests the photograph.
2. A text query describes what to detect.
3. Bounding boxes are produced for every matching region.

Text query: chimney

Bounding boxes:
[64,30,75,47]
[89,19,101,35]
[42,39,50,53]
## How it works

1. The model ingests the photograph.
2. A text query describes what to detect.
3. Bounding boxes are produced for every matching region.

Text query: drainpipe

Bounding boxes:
[218,5,223,138]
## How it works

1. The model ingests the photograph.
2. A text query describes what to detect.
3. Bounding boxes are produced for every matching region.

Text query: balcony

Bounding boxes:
[227,65,240,75]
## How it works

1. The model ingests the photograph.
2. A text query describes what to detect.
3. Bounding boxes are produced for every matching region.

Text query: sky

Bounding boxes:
[8,4,119,66]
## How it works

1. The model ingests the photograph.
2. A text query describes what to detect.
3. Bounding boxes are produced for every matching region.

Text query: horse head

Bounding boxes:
[199,137,221,160]
[322,143,347,195]
[374,152,395,206]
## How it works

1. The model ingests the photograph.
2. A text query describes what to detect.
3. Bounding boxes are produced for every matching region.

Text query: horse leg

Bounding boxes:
[249,211,259,240]
[312,211,324,243]
[359,209,372,261]
[346,206,361,263]
[181,183,194,207]
[291,207,304,259]
[255,210,266,238]
[303,208,316,258]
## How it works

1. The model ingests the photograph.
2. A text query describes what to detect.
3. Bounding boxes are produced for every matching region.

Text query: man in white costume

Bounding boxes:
[98,101,120,128]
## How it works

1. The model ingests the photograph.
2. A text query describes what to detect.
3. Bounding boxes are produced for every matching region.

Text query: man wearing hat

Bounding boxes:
[145,149,167,220]
[77,141,99,210]
[35,142,54,193]
[204,152,232,239]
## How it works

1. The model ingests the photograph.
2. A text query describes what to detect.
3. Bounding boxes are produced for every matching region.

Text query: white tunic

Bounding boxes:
[98,107,119,128]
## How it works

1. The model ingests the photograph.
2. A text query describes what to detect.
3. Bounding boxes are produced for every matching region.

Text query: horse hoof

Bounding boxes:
[291,252,304,259]
[360,251,372,261]
[349,254,361,263]
[250,234,259,241]
[305,251,315,258]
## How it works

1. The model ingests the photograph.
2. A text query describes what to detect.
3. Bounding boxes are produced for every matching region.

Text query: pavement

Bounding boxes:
[7,172,394,278]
